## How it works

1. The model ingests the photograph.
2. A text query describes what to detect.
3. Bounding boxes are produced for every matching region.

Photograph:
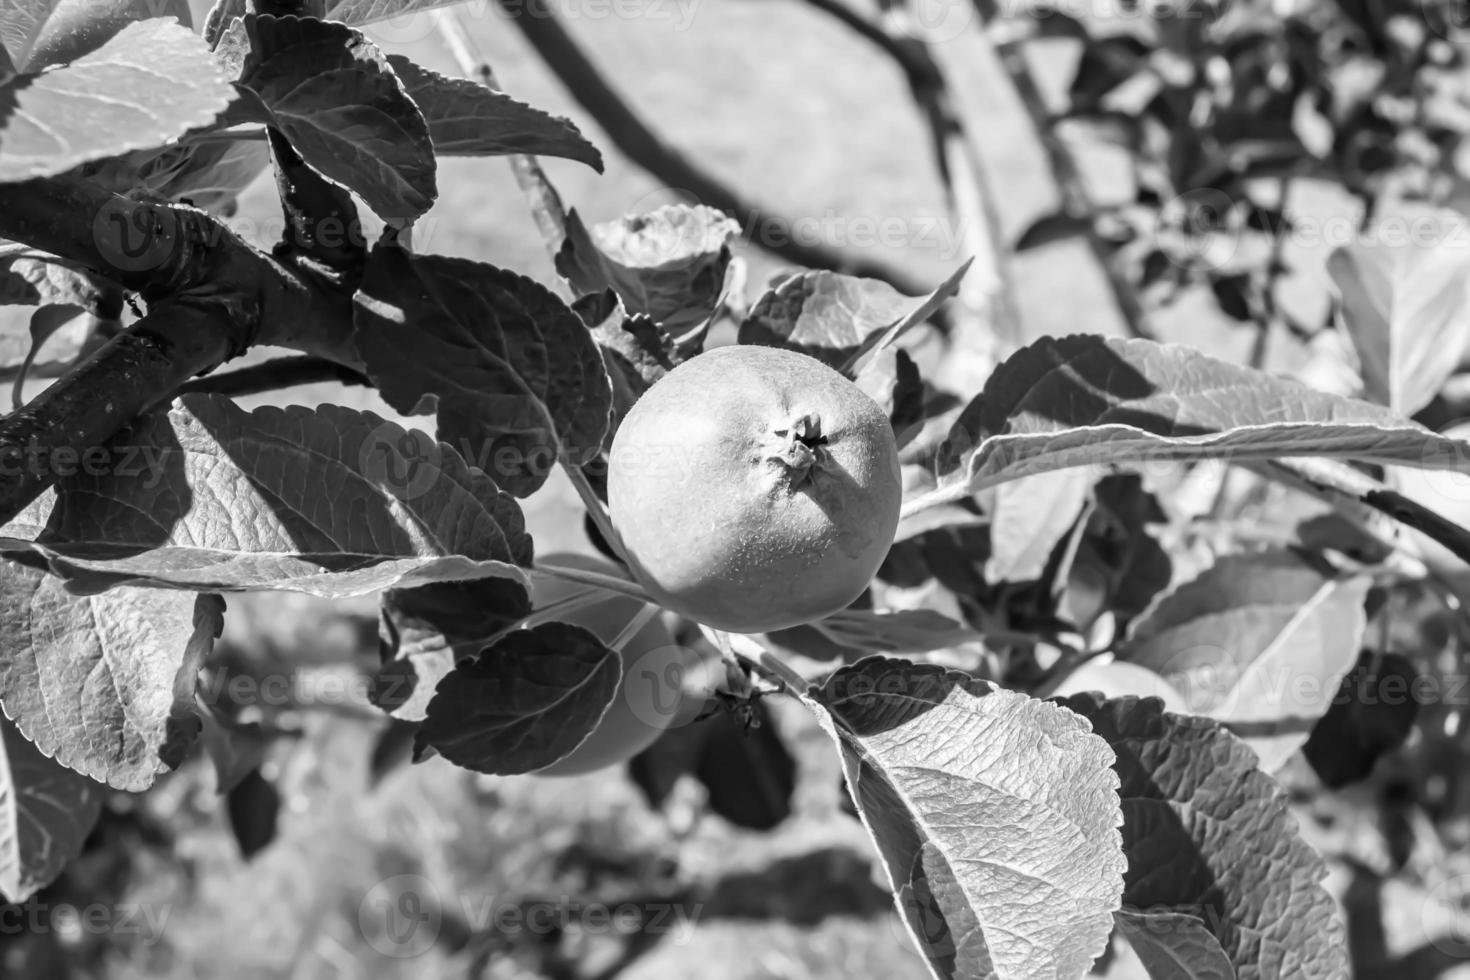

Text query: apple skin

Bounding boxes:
[530,553,688,777]
[607,344,903,634]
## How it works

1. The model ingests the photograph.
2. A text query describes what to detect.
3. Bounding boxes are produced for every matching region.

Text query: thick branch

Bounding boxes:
[0,177,362,525]
[496,0,937,299]
[0,301,228,519]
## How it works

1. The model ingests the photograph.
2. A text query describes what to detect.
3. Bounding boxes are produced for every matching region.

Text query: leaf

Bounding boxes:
[386,54,602,169]
[1326,209,1470,415]
[353,243,612,498]
[740,260,970,371]
[80,136,272,214]
[0,0,60,69]
[918,335,1470,508]
[1119,550,1369,772]
[1057,695,1349,980]
[0,395,534,596]
[556,205,738,335]
[809,609,984,655]
[691,700,797,830]
[986,467,1096,584]
[0,254,117,313]
[236,14,435,221]
[373,577,531,721]
[0,713,102,902]
[0,561,220,791]
[1301,651,1418,788]
[1115,909,1237,980]
[853,347,926,449]
[414,623,621,774]
[813,658,1125,980]
[0,19,234,184]
[324,0,457,26]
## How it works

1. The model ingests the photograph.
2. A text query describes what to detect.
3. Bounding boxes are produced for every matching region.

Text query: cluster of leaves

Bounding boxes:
[0,0,1468,978]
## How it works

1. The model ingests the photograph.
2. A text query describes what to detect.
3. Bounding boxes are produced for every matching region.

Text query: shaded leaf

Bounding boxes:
[415,623,620,774]
[354,243,612,498]
[556,205,738,336]
[1120,550,1369,772]
[373,577,531,721]
[1327,210,1470,415]
[1115,909,1237,980]
[0,395,534,596]
[854,347,926,449]
[693,700,797,830]
[1058,695,1349,980]
[0,19,233,183]
[809,609,984,655]
[815,658,1124,980]
[0,713,102,902]
[226,767,279,858]
[916,335,1470,509]
[237,14,435,221]
[1301,651,1418,788]
[0,563,219,790]
[387,54,601,169]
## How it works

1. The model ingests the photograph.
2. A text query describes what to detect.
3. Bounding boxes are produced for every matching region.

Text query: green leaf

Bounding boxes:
[415,623,621,774]
[807,609,984,655]
[853,346,926,449]
[0,714,103,902]
[78,136,272,214]
[0,0,60,70]
[387,54,602,169]
[0,19,234,184]
[0,559,219,791]
[236,14,435,221]
[1327,209,1470,415]
[0,395,534,596]
[18,0,192,71]
[0,253,117,312]
[324,0,457,26]
[1058,695,1348,980]
[740,261,971,372]
[354,243,613,498]
[374,577,531,721]
[556,205,738,338]
[986,467,1096,585]
[813,658,1125,980]
[1119,549,1369,772]
[1114,909,1237,980]
[913,335,1470,509]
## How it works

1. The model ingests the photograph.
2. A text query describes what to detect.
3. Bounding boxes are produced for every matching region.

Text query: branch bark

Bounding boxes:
[0,177,362,525]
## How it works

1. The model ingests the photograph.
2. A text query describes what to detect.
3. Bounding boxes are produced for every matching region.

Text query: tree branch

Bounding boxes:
[0,177,362,525]
[495,0,939,300]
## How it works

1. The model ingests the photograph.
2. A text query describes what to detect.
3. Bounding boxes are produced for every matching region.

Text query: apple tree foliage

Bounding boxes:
[0,0,1467,977]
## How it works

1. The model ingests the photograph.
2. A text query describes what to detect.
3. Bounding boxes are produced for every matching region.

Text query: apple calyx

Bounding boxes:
[767,413,830,485]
